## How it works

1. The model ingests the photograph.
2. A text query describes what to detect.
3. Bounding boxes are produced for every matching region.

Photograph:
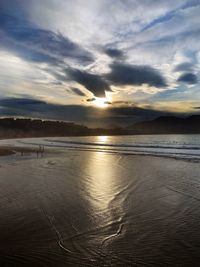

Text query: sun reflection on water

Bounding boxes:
[97,136,108,143]
[87,152,114,212]
[81,138,124,240]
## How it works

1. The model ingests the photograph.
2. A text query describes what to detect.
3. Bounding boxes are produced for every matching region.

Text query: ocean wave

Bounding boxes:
[45,139,200,150]
[17,137,200,162]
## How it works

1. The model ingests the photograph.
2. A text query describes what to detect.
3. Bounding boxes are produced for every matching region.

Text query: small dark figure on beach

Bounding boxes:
[37,145,45,158]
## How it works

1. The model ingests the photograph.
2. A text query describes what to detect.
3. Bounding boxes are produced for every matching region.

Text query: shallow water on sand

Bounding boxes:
[9,134,200,161]
[1,136,200,266]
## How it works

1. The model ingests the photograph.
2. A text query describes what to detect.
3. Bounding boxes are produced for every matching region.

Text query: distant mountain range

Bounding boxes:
[129,115,200,134]
[1,116,200,139]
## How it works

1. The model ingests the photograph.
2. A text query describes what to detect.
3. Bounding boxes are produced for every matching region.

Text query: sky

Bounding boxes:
[0,0,200,127]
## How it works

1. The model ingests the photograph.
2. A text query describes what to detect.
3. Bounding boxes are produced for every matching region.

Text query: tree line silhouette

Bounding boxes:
[1,116,200,138]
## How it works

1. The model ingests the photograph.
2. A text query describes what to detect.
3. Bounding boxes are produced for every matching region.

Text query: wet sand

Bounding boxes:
[0,147,16,156]
[1,145,200,266]
[0,146,44,156]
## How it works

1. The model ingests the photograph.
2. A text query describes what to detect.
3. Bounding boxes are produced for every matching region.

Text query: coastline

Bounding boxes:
[0,146,45,157]
[1,135,200,163]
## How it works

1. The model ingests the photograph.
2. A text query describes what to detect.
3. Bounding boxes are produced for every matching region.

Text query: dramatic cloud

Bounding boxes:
[0,97,90,123]
[0,98,46,107]
[0,12,94,65]
[177,73,198,84]
[66,68,111,97]
[0,97,176,127]
[174,62,194,72]
[86,98,96,102]
[104,48,124,59]
[0,0,200,125]
[106,62,167,88]
[70,87,86,97]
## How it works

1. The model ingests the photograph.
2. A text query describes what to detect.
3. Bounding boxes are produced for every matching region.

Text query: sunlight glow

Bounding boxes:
[94,97,109,108]
[98,136,108,142]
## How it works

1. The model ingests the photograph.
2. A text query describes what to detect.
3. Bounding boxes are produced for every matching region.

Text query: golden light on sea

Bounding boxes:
[98,136,108,142]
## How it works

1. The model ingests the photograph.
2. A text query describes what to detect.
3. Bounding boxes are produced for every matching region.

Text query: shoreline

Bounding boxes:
[0,146,45,157]
[1,142,200,163]
[1,146,199,165]
[1,133,200,143]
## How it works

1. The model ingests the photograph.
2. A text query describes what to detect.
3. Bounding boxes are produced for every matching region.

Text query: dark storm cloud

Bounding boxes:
[104,48,124,59]
[0,98,90,122]
[112,101,131,105]
[174,62,194,72]
[0,12,94,65]
[70,87,86,96]
[177,73,198,84]
[106,62,167,88]
[59,61,166,97]
[0,98,46,107]
[66,68,111,97]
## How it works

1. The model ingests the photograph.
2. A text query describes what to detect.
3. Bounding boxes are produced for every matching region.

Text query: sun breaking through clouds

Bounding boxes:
[0,0,200,126]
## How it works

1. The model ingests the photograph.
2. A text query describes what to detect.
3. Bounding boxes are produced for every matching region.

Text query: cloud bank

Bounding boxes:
[0,0,200,125]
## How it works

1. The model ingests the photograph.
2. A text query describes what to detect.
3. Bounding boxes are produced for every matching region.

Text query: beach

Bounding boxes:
[1,136,200,266]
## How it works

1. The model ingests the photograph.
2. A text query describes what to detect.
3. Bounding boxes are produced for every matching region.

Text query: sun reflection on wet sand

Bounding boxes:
[84,149,126,247]
[84,136,122,214]
[87,151,115,211]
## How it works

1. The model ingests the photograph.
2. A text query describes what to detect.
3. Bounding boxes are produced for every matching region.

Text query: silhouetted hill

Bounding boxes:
[0,118,90,138]
[0,118,127,138]
[129,115,200,134]
[1,116,200,139]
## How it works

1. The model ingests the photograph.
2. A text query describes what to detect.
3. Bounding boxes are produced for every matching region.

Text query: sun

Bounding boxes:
[94,97,109,108]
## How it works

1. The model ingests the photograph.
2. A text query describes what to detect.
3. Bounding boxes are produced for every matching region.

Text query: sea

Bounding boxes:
[15,134,200,161]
